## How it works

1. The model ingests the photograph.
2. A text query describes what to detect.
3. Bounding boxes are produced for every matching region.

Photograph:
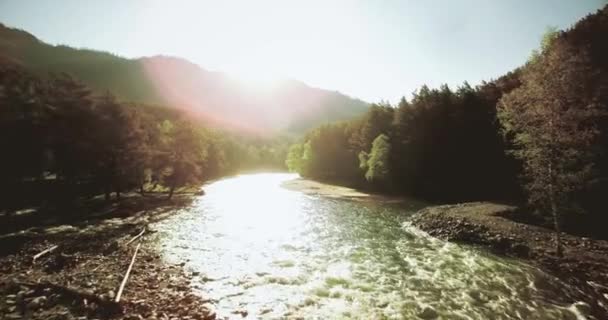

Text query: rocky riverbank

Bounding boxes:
[0,195,218,320]
[411,202,608,318]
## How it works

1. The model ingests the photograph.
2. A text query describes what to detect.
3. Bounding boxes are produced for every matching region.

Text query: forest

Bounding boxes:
[1,3,607,249]
[0,65,290,209]
[0,22,369,135]
[286,6,608,240]
[2,2,608,320]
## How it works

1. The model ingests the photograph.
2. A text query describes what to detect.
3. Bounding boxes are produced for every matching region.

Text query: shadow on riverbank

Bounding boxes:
[0,192,196,238]
[0,191,221,319]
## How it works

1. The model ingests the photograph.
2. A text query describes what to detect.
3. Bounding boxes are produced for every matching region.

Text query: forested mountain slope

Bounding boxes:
[0,23,368,134]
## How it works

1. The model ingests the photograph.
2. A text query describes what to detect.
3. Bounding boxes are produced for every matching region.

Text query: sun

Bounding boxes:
[223,58,285,91]
[228,68,282,91]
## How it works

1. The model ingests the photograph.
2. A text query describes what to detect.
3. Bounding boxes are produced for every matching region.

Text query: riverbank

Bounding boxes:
[411,202,608,318]
[281,177,404,203]
[0,194,218,320]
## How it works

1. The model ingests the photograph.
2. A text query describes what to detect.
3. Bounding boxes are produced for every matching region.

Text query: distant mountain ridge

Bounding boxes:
[0,23,369,133]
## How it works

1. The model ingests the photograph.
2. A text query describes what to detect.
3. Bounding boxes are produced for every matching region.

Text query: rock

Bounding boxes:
[201,303,217,320]
[418,306,438,319]
[232,308,248,317]
[259,307,272,315]
[511,243,530,257]
[572,301,592,316]
[27,296,47,310]
[107,290,116,299]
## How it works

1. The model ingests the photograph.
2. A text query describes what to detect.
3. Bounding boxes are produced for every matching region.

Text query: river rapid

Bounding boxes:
[151,173,588,319]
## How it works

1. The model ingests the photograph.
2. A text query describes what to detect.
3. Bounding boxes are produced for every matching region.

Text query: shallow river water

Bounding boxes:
[151,173,588,319]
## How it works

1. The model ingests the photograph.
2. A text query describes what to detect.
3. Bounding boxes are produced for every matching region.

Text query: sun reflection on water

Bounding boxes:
[152,173,588,319]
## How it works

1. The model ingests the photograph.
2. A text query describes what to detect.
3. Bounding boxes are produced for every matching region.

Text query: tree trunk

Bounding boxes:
[104,187,111,202]
[551,200,563,257]
[115,189,121,200]
[549,184,563,257]
[168,185,175,200]
[139,184,145,195]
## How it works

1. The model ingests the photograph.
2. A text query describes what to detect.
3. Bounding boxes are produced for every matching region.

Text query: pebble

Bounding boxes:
[232,308,248,317]
[201,303,217,319]
[418,306,438,319]
[26,296,47,310]
[572,301,592,316]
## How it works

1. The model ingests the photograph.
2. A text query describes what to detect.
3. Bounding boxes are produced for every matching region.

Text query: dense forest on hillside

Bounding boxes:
[0,23,369,134]
[287,6,608,240]
[0,64,290,209]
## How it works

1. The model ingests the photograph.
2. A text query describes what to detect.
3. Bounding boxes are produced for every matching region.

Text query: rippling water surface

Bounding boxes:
[151,173,586,319]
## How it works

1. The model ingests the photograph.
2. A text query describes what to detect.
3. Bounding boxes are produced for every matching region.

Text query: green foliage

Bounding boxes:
[528,26,560,64]
[498,31,607,252]
[284,5,608,239]
[364,134,390,183]
[288,77,520,199]
[0,64,291,206]
[286,143,305,173]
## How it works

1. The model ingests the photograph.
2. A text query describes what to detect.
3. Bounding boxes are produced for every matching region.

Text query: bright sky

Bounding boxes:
[0,0,605,102]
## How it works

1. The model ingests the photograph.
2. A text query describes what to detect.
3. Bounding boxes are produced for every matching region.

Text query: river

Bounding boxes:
[151,173,587,319]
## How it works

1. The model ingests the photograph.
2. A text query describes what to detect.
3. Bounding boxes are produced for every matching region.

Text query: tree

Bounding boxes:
[46,73,98,195]
[351,103,394,151]
[528,26,560,64]
[93,94,149,200]
[0,66,48,187]
[498,36,605,256]
[285,143,305,173]
[364,134,391,184]
[161,120,205,199]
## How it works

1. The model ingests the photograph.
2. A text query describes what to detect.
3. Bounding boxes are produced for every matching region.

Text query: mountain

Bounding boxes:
[0,23,369,134]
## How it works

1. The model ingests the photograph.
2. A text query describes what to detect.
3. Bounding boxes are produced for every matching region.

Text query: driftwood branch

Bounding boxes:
[125,228,145,246]
[33,245,59,261]
[18,281,121,313]
[115,242,141,303]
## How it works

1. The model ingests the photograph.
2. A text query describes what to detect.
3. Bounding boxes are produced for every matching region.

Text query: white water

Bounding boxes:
[151,173,588,319]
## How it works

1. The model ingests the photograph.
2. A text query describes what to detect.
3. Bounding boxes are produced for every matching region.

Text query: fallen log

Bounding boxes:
[115,242,141,302]
[33,245,59,261]
[125,228,145,246]
[18,281,121,314]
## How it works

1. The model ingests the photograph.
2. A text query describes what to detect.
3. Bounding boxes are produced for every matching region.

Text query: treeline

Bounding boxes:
[0,64,288,208]
[287,6,608,240]
[286,78,521,202]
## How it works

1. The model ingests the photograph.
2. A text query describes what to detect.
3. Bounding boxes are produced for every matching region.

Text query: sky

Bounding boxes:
[0,0,605,102]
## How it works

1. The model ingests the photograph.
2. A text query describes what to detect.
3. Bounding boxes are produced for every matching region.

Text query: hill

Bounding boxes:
[0,23,369,134]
